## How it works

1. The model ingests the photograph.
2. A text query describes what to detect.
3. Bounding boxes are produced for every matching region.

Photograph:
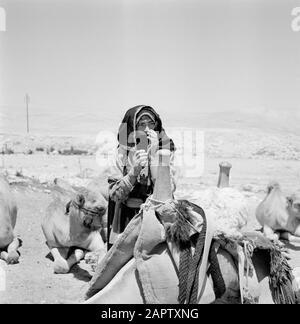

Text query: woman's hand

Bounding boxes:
[146,129,159,153]
[131,149,148,176]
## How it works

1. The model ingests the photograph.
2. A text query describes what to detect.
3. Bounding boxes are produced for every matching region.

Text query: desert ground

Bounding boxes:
[0,128,299,304]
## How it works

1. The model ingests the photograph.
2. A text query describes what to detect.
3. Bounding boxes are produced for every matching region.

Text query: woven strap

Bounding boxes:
[208,243,226,299]
[178,215,207,304]
[178,247,192,304]
[71,199,102,217]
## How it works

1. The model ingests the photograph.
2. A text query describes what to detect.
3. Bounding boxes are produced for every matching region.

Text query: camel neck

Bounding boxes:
[152,152,172,202]
[217,162,232,188]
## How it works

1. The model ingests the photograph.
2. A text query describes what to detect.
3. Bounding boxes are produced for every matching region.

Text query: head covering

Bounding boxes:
[117,105,175,152]
[136,110,156,125]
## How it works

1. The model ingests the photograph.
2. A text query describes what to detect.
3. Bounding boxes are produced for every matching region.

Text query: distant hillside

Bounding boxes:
[1,107,299,137]
[165,109,300,137]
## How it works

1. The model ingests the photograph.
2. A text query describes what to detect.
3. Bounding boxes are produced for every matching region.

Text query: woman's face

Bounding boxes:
[136,115,156,133]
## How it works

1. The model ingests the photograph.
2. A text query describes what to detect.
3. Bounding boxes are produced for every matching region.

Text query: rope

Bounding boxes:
[71,198,103,217]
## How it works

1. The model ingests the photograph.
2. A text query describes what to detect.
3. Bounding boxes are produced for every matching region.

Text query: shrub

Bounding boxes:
[15,169,23,177]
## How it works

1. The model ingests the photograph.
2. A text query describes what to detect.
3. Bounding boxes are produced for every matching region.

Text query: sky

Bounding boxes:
[0,0,300,134]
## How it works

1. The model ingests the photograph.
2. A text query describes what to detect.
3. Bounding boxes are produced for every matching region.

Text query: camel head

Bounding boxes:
[256,181,297,231]
[217,161,232,188]
[287,192,300,220]
[66,193,107,231]
[266,181,281,194]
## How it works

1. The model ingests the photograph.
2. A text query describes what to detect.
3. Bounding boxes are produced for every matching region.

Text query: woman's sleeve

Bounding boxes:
[108,151,134,203]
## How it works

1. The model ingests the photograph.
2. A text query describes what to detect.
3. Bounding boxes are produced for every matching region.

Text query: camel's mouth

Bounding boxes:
[287,193,300,212]
[293,201,300,212]
[89,223,102,231]
[85,204,106,217]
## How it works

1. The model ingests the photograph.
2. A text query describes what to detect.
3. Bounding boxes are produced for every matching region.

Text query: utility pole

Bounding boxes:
[25,93,30,133]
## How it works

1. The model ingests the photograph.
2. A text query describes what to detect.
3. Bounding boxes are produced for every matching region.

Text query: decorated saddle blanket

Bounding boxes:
[86,198,299,304]
[86,199,216,303]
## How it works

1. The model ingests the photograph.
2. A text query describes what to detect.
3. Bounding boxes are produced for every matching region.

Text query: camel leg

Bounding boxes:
[7,238,20,264]
[280,231,300,244]
[84,234,106,266]
[66,248,85,270]
[263,225,279,241]
[252,251,274,304]
[51,247,71,274]
[215,248,240,303]
[51,247,85,274]
[86,233,105,252]
[0,238,20,265]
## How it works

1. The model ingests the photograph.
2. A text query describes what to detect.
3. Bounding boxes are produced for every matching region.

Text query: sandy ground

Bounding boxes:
[0,132,300,304]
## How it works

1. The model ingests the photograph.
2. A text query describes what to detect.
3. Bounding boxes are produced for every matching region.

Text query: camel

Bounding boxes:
[0,176,20,264]
[256,181,300,242]
[255,182,300,290]
[53,178,108,241]
[41,178,108,274]
[84,151,296,304]
[184,161,248,235]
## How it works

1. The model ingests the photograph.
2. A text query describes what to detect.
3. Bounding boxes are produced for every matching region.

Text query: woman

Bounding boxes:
[107,105,176,248]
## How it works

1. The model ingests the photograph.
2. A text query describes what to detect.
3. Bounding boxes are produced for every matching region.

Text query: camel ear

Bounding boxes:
[75,194,85,208]
[65,201,71,215]
[267,181,280,194]
[287,196,293,206]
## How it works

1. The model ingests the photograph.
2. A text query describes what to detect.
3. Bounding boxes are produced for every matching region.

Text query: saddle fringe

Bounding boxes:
[164,200,197,250]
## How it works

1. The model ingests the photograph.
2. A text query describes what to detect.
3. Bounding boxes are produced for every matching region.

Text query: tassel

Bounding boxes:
[269,249,298,304]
